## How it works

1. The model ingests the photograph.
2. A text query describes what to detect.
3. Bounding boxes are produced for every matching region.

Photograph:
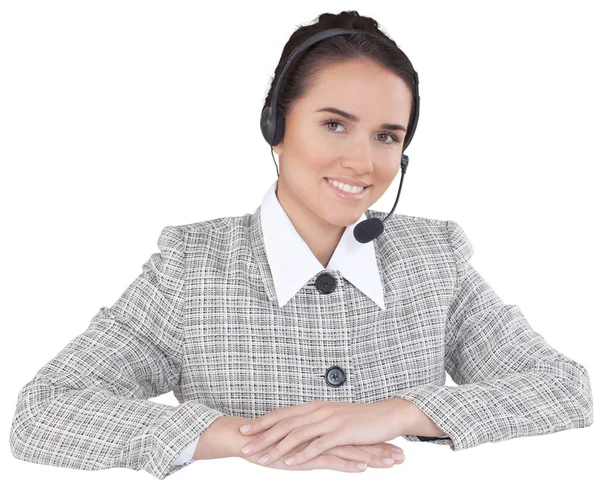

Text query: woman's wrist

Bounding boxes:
[392,397,446,437]
[193,415,247,460]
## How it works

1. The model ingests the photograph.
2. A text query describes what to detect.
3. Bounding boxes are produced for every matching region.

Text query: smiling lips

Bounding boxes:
[324,177,371,200]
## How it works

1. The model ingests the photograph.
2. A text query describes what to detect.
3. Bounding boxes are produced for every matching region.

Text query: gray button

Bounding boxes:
[315,273,337,294]
[325,365,346,387]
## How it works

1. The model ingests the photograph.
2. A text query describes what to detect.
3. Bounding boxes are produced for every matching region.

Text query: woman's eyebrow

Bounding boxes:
[315,106,407,133]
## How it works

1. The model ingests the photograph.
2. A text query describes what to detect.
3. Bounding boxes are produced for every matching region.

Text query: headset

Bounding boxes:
[260,28,420,243]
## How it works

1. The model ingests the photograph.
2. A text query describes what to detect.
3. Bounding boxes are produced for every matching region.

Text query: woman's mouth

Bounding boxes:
[323,178,371,200]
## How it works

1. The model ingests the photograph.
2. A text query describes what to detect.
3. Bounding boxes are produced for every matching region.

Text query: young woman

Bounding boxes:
[9,10,593,480]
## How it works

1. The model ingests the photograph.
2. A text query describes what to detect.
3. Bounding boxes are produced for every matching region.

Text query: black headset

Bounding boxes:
[260,28,420,243]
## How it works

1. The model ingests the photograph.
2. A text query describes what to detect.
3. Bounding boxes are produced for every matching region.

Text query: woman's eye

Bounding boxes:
[322,119,400,145]
[323,120,344,133]
[376,133,396,145]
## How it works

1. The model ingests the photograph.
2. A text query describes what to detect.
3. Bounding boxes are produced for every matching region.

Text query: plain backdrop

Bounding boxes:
[1,1,598,492]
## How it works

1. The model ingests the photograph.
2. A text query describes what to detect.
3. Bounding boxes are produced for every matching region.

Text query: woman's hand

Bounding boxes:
[226,414,405,472]
[241,438,405,472]
[237,400,407,468]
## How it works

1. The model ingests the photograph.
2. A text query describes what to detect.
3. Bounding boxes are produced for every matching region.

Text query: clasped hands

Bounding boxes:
[237,399,408,471]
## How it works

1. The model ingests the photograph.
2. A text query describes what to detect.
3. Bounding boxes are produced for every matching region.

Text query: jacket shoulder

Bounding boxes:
[366,208,448,233]
[165,213,249,252]
[367,209,473,263]
[174,215,237,234]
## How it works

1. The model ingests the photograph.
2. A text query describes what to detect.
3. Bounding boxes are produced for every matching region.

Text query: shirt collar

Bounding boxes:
[259,179,386,310]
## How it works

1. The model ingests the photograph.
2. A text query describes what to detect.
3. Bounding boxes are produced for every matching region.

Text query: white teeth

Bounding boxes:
[327,178,365,193]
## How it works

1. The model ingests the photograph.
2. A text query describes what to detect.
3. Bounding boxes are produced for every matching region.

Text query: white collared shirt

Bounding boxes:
[260,179,386,311]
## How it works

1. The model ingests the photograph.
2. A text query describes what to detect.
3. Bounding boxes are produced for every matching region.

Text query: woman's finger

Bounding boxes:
[324,444,405,469]
[358,442,406,464]
[245,439,365,472]
[270,452,370,472]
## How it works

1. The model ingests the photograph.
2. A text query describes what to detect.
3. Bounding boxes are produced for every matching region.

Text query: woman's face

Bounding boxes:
[273,58,413,228]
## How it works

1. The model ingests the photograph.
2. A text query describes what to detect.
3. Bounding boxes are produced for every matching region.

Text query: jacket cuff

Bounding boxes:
[148,401,225,479]
[172,435,200,466]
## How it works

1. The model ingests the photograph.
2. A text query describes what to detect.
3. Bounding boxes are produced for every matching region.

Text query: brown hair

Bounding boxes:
[263,10,418,151]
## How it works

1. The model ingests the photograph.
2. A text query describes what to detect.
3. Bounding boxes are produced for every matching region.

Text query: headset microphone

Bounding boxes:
[260,28,420,243]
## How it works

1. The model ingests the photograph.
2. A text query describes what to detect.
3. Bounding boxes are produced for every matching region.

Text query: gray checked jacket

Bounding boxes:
[9,205,594,479]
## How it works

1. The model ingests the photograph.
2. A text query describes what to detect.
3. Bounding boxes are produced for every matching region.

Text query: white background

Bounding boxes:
[1,0,598,492]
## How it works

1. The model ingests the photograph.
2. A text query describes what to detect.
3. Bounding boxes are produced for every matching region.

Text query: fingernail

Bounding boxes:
[240,424,251,433]
[382,457,394,464]
[356,462,367,470]
[241,445,253,454]
[258,454,269,464]
[391,447,403,453]
[392,452,405,461]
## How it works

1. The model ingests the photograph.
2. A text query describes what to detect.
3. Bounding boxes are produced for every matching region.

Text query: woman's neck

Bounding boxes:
[276,179,345,269]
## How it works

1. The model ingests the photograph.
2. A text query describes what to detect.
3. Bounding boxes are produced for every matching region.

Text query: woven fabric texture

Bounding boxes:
[9,206,593,479]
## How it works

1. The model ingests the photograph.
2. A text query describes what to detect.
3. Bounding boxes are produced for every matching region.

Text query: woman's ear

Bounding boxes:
[272,142,283,156]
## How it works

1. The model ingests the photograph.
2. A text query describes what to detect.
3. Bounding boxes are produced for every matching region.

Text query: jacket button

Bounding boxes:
[315,273,337,294]
[325,365,346,387]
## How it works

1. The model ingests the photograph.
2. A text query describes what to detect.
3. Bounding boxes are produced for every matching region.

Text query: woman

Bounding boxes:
[9,10,593,480]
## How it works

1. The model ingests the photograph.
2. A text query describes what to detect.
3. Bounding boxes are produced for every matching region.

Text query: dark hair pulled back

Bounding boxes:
[263,10,418,151]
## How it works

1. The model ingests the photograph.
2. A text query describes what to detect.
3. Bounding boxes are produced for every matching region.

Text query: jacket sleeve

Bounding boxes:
[173,436,200,466]
[396,220,594,450]
[9,225,225,479]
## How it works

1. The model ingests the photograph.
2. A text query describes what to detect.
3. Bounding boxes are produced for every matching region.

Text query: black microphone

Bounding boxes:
[353,154,409,243]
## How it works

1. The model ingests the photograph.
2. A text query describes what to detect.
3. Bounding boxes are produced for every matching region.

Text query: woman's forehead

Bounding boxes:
[303,60,411,104]
[298,79,412,126]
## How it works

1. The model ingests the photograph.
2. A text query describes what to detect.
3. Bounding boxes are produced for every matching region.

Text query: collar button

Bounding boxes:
[315,272,337,294]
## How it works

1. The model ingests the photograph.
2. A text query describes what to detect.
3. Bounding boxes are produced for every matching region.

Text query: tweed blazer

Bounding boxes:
[9,202,594,480]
